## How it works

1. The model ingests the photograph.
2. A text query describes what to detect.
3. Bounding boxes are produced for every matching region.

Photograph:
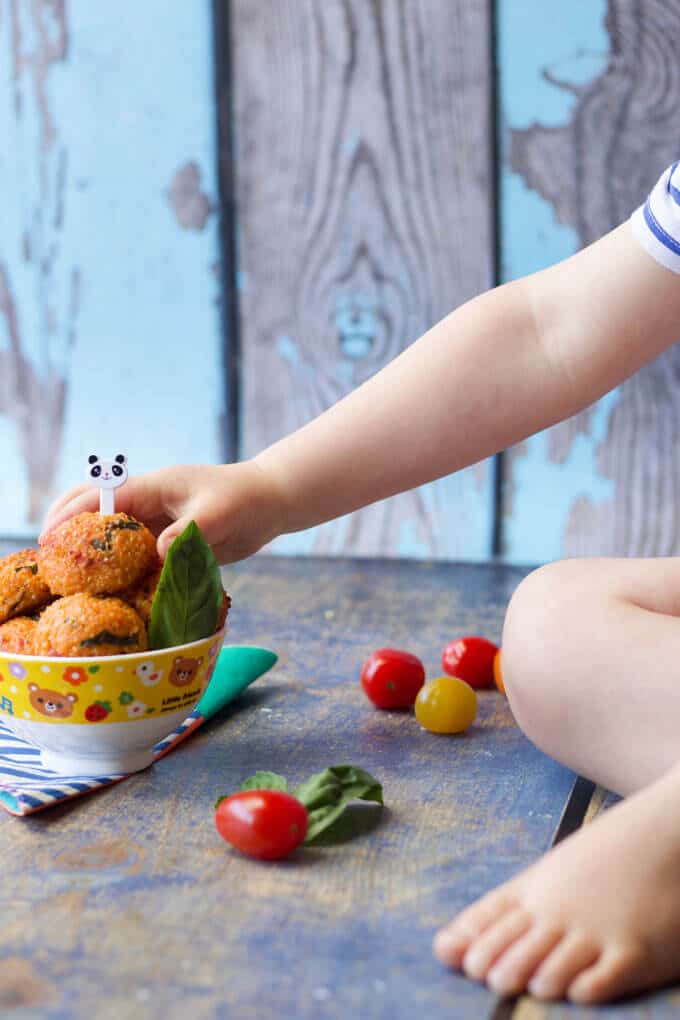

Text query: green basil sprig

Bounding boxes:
[236,765,384,845]
[239,771,289,793]
[148,521,223,650]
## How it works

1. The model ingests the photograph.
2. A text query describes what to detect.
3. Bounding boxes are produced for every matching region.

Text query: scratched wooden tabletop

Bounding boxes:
[0,555,678,1020]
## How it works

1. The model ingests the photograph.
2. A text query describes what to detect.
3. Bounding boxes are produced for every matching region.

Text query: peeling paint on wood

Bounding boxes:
[0,0,74,526]
[500,0,680,562]
[167,162,214,231]
[0,0,224,538]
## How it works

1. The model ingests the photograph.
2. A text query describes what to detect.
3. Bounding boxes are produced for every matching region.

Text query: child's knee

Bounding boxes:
[502,561,583,748]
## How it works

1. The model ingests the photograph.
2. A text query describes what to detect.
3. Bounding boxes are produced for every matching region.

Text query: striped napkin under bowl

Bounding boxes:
[0,645,276,816]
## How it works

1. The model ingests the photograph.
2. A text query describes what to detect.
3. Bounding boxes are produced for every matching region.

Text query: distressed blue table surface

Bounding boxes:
[0,555,676,1019]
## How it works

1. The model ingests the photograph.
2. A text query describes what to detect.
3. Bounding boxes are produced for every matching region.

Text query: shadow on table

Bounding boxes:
[201,684,280,734]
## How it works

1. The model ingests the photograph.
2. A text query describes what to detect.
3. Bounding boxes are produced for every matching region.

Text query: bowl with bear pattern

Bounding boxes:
[0,628,226,775]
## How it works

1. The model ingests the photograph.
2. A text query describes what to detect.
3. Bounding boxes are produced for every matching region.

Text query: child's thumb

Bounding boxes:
[157,517,192,559]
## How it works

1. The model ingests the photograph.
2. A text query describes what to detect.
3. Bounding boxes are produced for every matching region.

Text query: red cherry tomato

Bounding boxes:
[441,636,499,689]
[361,648,425,709]
[214,790,308,860]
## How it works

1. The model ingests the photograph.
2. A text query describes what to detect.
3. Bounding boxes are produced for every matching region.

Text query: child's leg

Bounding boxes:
[505,557,680,796]
[434,557,680,1003]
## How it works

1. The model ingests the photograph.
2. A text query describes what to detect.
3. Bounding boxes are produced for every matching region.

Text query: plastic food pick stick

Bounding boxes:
[87,454,128,514]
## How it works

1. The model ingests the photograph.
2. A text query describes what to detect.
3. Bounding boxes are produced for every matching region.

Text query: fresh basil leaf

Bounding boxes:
[305,803,385,847]
[240,771,289,793]
[148,521,223,650]
[304,802,349,843]
[293,765,383,844]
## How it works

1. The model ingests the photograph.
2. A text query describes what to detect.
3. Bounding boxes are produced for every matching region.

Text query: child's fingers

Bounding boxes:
[157,516,194,559]
[157,497,236,563]
[40,475,174,540]
[42,484,92,528]
[40,486,99,537]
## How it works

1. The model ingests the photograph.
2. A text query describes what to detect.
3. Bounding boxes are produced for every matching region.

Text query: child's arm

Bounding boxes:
[43,209,680,562]
[256,222,680,534]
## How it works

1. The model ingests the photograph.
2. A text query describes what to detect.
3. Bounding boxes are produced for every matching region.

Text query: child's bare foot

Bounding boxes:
[433,765,680,1003]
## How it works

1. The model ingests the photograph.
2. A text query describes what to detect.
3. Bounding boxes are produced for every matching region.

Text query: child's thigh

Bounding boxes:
[502,557,680,795]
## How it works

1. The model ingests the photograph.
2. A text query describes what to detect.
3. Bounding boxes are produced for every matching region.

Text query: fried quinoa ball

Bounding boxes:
[33,594,148,657]
[0,549,53,624]
[121,562,162,624]
[39,512,157,597]
[0,616,38,655]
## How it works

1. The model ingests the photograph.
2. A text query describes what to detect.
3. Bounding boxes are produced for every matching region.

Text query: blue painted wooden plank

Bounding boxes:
[504,393,617,564]
[233,0,496,563]
[501,0,680,564]
[0,0,224,538]
[498,0,609,281]
[498,0,616,564]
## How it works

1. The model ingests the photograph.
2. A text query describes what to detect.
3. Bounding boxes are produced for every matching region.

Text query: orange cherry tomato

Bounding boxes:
[493,649,505,694]
[414,676,477,734]
[441,635,499,689]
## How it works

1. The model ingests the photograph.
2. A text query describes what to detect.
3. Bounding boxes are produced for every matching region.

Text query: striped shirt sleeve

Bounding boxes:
[630,161,680,274]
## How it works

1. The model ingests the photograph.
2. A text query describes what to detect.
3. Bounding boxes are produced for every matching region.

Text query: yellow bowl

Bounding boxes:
[0,628,226,775]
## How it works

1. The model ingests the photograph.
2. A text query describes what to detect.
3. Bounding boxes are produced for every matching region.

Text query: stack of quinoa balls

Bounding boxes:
[0,513,230,657]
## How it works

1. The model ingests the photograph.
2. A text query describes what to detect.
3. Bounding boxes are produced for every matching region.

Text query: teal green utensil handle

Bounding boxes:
[196,646,277,720]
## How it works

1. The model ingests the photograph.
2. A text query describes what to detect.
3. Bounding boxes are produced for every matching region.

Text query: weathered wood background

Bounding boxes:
[2,0,680,564]
[233,0,494,560]
[500,0,680,562]
[0,0,224,535]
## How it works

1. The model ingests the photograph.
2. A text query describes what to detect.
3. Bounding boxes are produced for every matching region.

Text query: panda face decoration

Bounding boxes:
[87,454,128,514]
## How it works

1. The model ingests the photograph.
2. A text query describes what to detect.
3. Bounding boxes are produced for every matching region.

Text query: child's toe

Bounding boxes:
[432,927,471,968]
[567,944,646,1004]
[462,908,532,981]
[486,925,563,996]
[433,890,517,968]
[527,931,600,1000]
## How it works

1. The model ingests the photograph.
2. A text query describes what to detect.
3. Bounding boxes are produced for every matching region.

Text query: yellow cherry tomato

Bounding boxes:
[493,649,505,694]
[414,676,477,734]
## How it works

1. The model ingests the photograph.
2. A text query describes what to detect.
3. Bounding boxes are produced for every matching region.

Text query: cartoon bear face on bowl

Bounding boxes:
[169,656,202,688]
[28,684,78,719]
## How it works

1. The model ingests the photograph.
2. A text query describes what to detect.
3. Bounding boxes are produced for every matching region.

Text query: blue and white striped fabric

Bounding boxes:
[0,710,202,816]
[631,161,680,274]
[0,645,277,817]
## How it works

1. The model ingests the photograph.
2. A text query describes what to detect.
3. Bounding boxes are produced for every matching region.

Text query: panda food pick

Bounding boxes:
[87,453,128,514]
[0,455,230,658]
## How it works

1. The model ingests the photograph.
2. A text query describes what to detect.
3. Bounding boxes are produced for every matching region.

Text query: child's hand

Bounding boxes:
[40,462,287,564]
